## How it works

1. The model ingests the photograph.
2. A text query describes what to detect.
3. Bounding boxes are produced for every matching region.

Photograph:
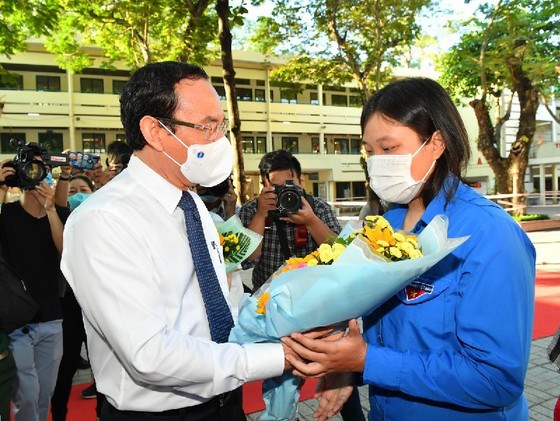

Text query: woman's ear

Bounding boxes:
[139,116,164,152]
[431,130,446,160]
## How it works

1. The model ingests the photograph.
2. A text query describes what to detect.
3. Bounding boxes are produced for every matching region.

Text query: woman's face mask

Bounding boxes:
[68,192,91,211]
[367,138,436,205]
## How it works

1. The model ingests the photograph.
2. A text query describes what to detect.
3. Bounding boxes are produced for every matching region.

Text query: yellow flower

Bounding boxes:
[307,258,319,266]
[319,246,334,263]
[256,292,270,315]
[389,247,402,259]
[393,232,405,243]
[332,243,345,254]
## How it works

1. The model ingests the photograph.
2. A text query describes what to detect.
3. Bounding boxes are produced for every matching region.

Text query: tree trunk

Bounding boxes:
[216,0,249,203]
[470,98,512,193]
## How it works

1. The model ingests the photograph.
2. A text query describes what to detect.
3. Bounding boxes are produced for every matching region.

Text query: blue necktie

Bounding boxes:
[178,191,234,343]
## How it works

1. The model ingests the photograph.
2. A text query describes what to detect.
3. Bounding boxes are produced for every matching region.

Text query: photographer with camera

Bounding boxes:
[238,150,341,293]
[0,140,70,421]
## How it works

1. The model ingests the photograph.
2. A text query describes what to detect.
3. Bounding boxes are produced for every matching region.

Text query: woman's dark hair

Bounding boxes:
[258,150,302,182]
[120,62,209,151]
[360,77,471,206]
[68,174,96,192]
[106,140,133,168]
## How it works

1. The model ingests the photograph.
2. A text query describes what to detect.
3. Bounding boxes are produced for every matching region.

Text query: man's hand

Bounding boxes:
[85,162,104,187]
[282,319,366,378]
[313,372,355,421]
[223,180,238,219]
[281,196,319,226]
[0,160,15,191]
[59,149,72,178]
[256,186,277,218]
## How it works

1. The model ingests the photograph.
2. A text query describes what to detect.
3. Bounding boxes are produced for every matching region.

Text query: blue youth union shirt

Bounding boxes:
[362,179,536,420]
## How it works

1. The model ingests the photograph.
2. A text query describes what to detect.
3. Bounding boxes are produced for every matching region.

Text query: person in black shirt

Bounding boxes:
[0,161,70,421]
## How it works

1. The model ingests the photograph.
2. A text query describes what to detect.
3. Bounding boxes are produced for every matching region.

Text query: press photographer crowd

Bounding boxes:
[0,137,134,421]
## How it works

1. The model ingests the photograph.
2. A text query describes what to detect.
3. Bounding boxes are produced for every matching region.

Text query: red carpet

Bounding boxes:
[49,269,559,420]
[533,269,560,340]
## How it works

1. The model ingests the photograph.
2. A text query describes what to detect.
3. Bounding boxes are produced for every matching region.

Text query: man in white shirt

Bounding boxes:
[61,62,294,420]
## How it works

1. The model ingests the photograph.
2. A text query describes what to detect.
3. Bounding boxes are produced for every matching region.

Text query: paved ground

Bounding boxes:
[73,228,560,420]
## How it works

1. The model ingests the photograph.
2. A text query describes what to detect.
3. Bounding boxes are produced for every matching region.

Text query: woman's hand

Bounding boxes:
[31,180,56,211]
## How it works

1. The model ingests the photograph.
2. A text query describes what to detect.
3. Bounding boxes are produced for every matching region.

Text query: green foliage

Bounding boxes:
[513,214,550,222]
[0,0,62,56]
[439,0,560,101]
[249,0,432,99]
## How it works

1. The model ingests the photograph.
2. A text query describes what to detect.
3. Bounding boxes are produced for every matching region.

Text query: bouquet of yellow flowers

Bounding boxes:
[230,214,468,420]
[215,215,262,273]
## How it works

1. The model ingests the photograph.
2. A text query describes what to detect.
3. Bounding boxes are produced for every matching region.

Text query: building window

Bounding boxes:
[352,181,366,200]
[235,78,251,86]
[349,95,361,107]
[215,85,226,100]
[0,74,23,90]
[237,87,253,101]
[242,136,255,154]
[36,75,61,92]
[350,139,361,154]
[331,94,348,107]
[116,133,127,142]
[211,76,223,85]
[310,92,319,105]
[82,133,106,154]
[255,89,266,102]
[112,80,127,94]
[335,182,351,199]
[333,138,349,154]
[256,79,265,86]
[0,133,26,153]
[39,132,63,152]
[256,136,266,154]
[81,78,104,93]
[312,137,328,154]
[282,136,299,153]
[280,90,297,104]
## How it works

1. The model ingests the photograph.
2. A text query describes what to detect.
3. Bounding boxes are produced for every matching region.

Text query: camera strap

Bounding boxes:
[274,218,293,260]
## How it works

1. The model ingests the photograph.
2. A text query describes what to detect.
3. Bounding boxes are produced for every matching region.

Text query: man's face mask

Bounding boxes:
[158,120,234,187]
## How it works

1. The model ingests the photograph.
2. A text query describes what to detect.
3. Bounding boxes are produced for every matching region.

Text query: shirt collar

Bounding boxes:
[127,154,183,214]
[387,177,462,233]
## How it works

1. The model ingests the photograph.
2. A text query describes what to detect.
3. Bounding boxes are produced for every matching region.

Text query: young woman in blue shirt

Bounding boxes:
[283,78,536,420]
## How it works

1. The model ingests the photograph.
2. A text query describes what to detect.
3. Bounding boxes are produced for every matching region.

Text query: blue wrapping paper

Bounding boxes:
[230,215,469,420]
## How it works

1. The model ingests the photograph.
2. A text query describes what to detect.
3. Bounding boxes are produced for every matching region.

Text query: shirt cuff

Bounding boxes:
[363,344,402,391]
[243,343,285,382]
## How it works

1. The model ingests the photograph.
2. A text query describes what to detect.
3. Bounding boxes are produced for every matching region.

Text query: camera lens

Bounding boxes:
[21,160,47,183]
[278,190,301,214]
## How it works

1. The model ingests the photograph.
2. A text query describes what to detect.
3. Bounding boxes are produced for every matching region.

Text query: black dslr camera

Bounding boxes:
[2,138,69,190]
[269,179,307,218]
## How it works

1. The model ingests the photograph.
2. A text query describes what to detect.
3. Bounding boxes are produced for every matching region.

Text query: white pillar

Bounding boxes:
[539,164,546,205]
[318,84,325,155]
[552,164,558,204]
[265,68,273,152]
[67,69,76,151]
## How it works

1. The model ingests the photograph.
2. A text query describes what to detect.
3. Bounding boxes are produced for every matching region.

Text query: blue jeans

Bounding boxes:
[9,320,63,421]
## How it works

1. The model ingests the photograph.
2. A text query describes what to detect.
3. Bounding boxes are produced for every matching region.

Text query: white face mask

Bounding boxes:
[159,122,234,187]
[366,139,436,204]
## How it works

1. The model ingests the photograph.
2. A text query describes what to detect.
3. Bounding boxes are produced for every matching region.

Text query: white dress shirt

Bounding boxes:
[61,155,284,411]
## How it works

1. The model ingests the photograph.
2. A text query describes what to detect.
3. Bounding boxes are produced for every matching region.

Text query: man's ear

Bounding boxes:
[139,116,165,152]
[431,130,446,160]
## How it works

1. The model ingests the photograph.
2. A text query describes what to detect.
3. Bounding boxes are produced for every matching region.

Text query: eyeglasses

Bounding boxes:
[156,117,229,141]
